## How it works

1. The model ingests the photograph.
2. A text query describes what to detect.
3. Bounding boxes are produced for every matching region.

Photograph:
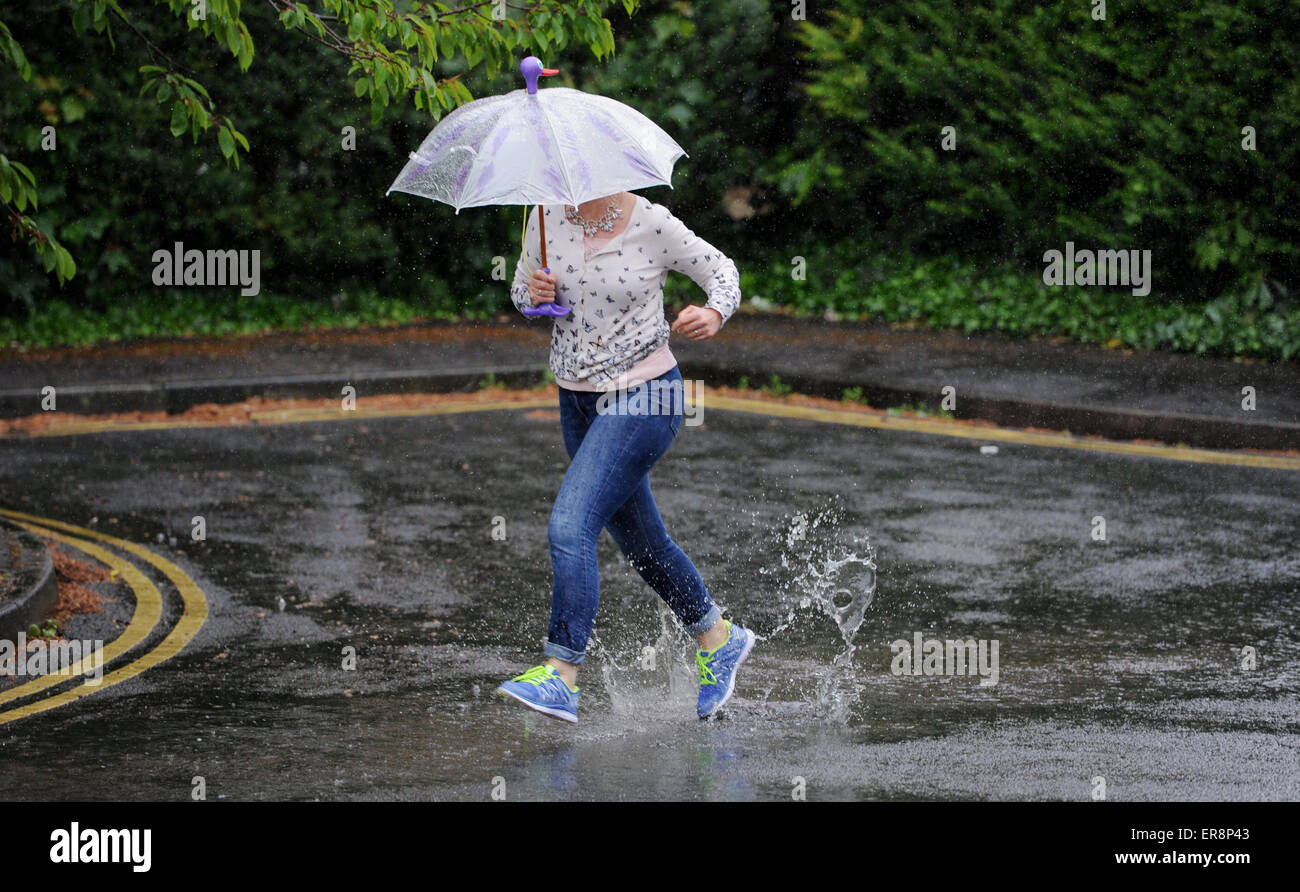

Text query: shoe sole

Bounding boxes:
[497,686,578,723]
[700,628,755,720]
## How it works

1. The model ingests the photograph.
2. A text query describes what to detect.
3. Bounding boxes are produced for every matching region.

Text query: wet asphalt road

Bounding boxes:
[0,401,1296,801]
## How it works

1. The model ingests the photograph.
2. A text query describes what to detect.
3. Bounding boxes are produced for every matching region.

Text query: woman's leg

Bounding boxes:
[543,383,680,676]
[604,475,721,639]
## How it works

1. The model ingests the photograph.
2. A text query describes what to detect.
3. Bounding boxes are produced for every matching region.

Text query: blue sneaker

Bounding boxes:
[497,665,579,723]
[696,620,755,719]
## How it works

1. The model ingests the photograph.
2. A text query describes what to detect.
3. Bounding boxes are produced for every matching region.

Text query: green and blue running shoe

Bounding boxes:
[497,664,579,723]
[696,619,755,720]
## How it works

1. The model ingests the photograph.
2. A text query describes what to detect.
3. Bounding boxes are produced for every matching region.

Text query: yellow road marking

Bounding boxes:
[703,395,1300,471]
[0,524,161,707]
[16,397,557,438]
[0,509,208,725]
[3,389,1295,471]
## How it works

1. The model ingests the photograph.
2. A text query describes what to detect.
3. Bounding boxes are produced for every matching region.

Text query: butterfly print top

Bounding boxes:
[510,196,742,390]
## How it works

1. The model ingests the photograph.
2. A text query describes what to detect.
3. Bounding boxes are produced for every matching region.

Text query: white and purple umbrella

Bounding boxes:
[387,57,687,316]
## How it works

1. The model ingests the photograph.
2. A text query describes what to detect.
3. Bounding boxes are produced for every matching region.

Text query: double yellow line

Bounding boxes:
[0,509,208,725]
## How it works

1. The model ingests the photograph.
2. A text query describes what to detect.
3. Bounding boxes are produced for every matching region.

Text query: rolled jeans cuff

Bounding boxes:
[543,640,586,666]
[685,604,722,638]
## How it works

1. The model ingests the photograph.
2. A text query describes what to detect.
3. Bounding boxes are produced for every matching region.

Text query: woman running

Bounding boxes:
[496,190,754,722]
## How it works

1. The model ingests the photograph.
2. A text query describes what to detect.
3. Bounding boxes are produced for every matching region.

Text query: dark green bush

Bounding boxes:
[782,0,1300,307]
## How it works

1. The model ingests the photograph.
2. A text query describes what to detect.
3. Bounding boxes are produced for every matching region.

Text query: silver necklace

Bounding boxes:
[565,197,624,236]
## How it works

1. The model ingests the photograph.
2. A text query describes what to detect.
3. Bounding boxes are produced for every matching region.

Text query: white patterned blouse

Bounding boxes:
[510,195,742,390]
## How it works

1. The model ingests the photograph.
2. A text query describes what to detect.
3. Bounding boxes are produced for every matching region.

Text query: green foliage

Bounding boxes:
[0,288,465,348]
[0,0,634,288]
[2,0,1296,364]
[760,374,792,397]
[10,234,1294,360]
[782,0,1300,302]
[748,238,1300,361]
[0,16,31,78]
[564,0,802,250]
[27,619,59,638]
[1,152,76,287]
[1,16,74,287]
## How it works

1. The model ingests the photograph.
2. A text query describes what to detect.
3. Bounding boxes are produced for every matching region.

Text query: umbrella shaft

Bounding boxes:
[538,204,548,269]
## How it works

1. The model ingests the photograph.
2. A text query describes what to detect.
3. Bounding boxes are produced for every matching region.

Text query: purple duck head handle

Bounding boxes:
[520,56,559,95]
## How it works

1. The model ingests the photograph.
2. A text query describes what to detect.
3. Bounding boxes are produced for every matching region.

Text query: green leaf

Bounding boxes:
[178,76,210,100]
[56,246,76,283]
[238,27,254,70]
[218,127,235,158]
[170,101,188,137]
[419,26,437,63]
[72,3,93,34]
[10,160,35,185]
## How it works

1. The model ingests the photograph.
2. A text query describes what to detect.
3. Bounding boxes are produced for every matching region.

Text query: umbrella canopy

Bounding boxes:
[387,57,687,316]
[386,60,687,211]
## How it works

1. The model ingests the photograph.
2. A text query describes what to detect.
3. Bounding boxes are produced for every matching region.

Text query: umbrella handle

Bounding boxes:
[520,205,571,316]
[521,266,571,316]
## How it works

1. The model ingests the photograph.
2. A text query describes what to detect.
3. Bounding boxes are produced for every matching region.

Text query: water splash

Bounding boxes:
[758,500,877,724]
[592,499,877,725]
[591,603,697,718]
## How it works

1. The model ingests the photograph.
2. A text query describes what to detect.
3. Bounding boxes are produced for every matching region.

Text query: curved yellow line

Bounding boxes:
[0,509,208,725]
[0,524,161,708]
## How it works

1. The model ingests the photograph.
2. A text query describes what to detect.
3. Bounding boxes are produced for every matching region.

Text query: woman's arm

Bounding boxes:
[657,207,742,326]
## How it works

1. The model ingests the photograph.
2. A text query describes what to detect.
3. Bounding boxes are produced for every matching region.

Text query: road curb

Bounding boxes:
[0,364,544,419]
[0,517,58,642]
[676,362,1300,453]
[1,361,1297,452]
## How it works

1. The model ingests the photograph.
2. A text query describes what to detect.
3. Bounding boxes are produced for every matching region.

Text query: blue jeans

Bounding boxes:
[544,365,721,665]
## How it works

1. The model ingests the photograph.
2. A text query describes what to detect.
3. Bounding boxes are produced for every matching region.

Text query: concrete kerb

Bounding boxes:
[0,517,58,641]
[0,361,1296,452]
[0,364,545,420]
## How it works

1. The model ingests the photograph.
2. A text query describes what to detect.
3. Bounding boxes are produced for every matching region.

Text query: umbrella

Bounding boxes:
[387,56,687,316]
